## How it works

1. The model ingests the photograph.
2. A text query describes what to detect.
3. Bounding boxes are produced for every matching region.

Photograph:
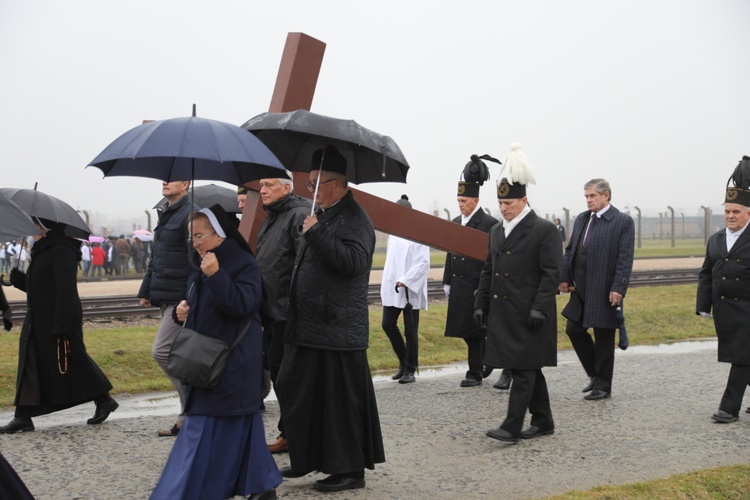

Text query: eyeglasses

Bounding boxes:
[188,231,215,243]
[307,178,336,192]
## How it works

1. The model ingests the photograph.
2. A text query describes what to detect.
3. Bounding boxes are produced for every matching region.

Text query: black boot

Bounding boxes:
[0,417,34,434]
[87,394,119,425]
[391,364,405,380]
[248,489,277,500]
[493,369,512,390]
[399,371,416,384]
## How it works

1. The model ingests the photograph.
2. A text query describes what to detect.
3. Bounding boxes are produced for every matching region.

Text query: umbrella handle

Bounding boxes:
[310,149,326,217]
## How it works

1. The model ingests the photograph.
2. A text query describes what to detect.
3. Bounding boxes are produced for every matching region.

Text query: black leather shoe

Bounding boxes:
[391,365,405,380]
[460,378,481,387]
[486,427,519,444]
[520,425,555,439]
[482,365,494,378]
[746,407,750,414]
[493,369,512,390]
[712,410,739,423]
[399,372,415,384]
[279,466,313,478]
[87,395,119,425]
[248,489,277,500]
[313,474,365,492]
[584,390,611,401]
[582,377,595,393]
[0,417,34,434]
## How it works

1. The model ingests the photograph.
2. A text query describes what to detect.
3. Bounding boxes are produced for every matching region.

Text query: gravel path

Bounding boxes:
[2,340,749,499]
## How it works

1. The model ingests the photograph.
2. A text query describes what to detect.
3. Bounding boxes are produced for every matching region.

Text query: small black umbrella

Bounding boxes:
[242,109,410,185]
[0,187,91,240]
[155,184,241,214]
[0,192,40,242]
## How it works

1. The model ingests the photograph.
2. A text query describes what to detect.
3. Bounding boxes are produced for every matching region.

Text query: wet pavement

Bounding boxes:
[2,339,749,499]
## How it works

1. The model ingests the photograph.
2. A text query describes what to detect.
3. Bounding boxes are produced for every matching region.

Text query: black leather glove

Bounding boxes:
[473,308,487,329]
[528,309,546,331]
[9,269,26,290]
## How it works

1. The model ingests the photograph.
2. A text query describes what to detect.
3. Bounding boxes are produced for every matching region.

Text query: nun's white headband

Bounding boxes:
[198,208,227,239]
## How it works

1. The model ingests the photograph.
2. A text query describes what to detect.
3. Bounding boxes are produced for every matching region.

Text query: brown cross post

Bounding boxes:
[239,32,489,261]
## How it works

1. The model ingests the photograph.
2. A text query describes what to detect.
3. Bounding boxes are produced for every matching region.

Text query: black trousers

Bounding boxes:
[718,364,750,416]
[464,337,485,381]
[500,368,553,437]
[263,319,287,436]
[381,306,420,372]
[566,319,616,393]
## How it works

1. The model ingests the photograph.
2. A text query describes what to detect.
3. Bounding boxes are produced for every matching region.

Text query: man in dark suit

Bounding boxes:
[443,155,499,387]
[697,156,750,423]
[559,178,634,400]
[475,144,562,444]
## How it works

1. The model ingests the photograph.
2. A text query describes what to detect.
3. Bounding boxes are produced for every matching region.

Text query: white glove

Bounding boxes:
[444,284,450,298]
[698,311,710,318]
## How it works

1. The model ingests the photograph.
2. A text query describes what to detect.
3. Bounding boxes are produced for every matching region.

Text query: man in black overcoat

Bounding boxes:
[559,178,634,400]
[698,156,750,423]
[474,144,561,443]
[443,155,499,387]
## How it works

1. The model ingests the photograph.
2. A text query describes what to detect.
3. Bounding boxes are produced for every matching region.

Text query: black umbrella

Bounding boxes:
[242,109,410,185]
[0,192,40,241]
[88,106,286,185]
[0,187,91,240]
[155,184,241,214]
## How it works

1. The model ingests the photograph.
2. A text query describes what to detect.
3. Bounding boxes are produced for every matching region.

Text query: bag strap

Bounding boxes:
[228,318,253,351]
[183,281,253,352]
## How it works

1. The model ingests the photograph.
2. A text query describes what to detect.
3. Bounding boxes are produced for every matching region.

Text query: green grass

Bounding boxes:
[633,237,707,258]
[548,463,750,499]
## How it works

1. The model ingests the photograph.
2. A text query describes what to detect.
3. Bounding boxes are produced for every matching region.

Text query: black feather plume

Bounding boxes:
[462,154,498,186]
[730,155,750,189]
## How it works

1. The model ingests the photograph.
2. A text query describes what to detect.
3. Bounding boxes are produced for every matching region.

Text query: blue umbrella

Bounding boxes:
[87,106,286,184]
[0,192,40,242]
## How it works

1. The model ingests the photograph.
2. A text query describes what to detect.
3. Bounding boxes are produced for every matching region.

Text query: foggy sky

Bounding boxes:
[2,0,749,234]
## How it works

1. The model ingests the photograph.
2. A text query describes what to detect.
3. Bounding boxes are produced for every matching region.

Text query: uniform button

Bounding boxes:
[461,257,465,261]
[504,273,509,277]
[492,294,498,299]
[724,258,729,262]
[452,274,456,277]
[721,296,725,300]
[506,251,511,255]
[503,295,508,300]
[495,272,499,277]
[736,278,740,281]
[722,276,726,280]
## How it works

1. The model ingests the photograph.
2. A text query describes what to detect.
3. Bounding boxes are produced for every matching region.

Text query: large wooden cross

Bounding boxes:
[239,32,490,261]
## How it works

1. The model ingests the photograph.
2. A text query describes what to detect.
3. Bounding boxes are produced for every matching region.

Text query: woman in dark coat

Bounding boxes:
[0,220,118,434]
[150,206,280,500]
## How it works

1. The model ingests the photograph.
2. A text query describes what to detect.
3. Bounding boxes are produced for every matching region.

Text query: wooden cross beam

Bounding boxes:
[239,32,489,261]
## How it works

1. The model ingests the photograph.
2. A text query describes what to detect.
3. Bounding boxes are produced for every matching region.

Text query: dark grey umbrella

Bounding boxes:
[0,193,40,241]
[155,184,241,214]
[0,187,91,240]
[242,109,410,185]
[88,107,286,185]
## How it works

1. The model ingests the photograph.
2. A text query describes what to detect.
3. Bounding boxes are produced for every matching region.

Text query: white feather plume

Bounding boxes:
[499,143,536,185]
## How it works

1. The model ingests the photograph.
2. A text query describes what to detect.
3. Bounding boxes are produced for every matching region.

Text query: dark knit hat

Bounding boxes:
[237,185,248,195]
[395,194,412,208]
[312,145,347,176]
[725,155,750,207]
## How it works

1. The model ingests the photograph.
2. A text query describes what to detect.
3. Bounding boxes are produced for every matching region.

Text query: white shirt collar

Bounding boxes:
[461,203,482,226]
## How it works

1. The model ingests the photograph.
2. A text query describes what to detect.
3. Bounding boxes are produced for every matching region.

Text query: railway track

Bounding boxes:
[5,269,699,322]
